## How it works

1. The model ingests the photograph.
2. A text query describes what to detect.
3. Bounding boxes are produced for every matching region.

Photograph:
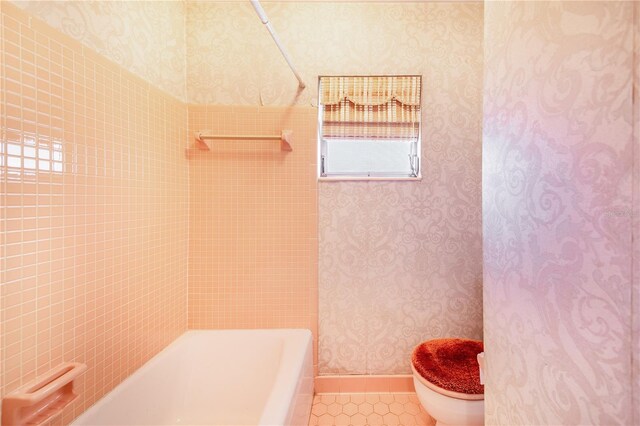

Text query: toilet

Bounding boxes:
[411,338,484,426]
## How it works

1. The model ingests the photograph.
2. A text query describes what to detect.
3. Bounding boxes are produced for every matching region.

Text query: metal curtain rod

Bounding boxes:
[250,0,306,89]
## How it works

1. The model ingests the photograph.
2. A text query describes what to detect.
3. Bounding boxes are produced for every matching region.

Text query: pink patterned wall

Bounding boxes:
[483,1,637,424]
[316,2,484,375]
[633,3,640,423]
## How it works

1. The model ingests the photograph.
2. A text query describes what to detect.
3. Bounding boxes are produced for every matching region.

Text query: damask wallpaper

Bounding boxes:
[483,1,637,424]
[187,1,485,374]
[633,3,639,424]
[10,0,187,100]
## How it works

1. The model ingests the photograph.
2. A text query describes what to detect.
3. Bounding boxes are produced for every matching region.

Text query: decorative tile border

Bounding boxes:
[315,375,415,394]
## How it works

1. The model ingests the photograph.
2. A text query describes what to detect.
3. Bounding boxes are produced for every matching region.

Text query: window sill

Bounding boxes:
[318,176,422,182]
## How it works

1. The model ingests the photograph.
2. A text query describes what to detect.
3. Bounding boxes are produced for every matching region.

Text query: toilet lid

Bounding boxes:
[412,338,484,397]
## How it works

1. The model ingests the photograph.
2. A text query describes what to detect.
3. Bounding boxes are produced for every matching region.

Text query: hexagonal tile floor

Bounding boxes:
[309,393,435,426]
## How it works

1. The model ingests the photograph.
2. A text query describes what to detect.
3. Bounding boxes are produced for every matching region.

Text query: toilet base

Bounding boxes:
[413,377,484,426]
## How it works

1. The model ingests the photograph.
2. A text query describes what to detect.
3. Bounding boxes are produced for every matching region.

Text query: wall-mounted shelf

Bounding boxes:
[186,130,293,156]
[2,362,87,426]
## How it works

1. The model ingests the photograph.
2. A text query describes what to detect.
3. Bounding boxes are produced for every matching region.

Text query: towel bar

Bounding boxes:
[191,130,293,152]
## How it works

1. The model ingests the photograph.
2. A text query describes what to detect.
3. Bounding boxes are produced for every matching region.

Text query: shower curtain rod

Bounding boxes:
[250,0,306,89]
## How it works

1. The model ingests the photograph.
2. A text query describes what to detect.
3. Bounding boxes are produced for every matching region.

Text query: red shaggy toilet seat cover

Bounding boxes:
[412,338,484,395]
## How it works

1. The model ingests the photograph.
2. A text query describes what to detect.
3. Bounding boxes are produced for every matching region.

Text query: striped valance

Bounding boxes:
[318,76,421,141]
[319,76,421,106]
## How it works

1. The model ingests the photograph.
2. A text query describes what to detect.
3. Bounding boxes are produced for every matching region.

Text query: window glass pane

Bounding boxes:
[324,139,414,176]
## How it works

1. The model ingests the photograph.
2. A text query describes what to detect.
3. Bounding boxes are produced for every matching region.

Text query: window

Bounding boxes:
[318,75,422,179]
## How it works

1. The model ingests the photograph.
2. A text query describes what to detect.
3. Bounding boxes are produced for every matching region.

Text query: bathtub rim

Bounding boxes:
[257,328,313,425]
[71,328,314,426]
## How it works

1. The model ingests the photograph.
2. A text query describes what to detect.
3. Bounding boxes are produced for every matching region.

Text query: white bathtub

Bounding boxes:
[72,329,314,426]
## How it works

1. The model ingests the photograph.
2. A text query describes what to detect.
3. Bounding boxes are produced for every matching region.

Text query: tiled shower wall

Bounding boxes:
[0,3,189,423]
[187,105,318,367]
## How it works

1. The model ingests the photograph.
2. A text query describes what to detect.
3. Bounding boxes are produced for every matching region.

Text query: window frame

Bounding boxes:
[317,75,422,181]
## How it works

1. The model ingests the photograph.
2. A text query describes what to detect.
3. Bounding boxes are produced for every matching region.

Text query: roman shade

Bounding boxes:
[318,75,421,141]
